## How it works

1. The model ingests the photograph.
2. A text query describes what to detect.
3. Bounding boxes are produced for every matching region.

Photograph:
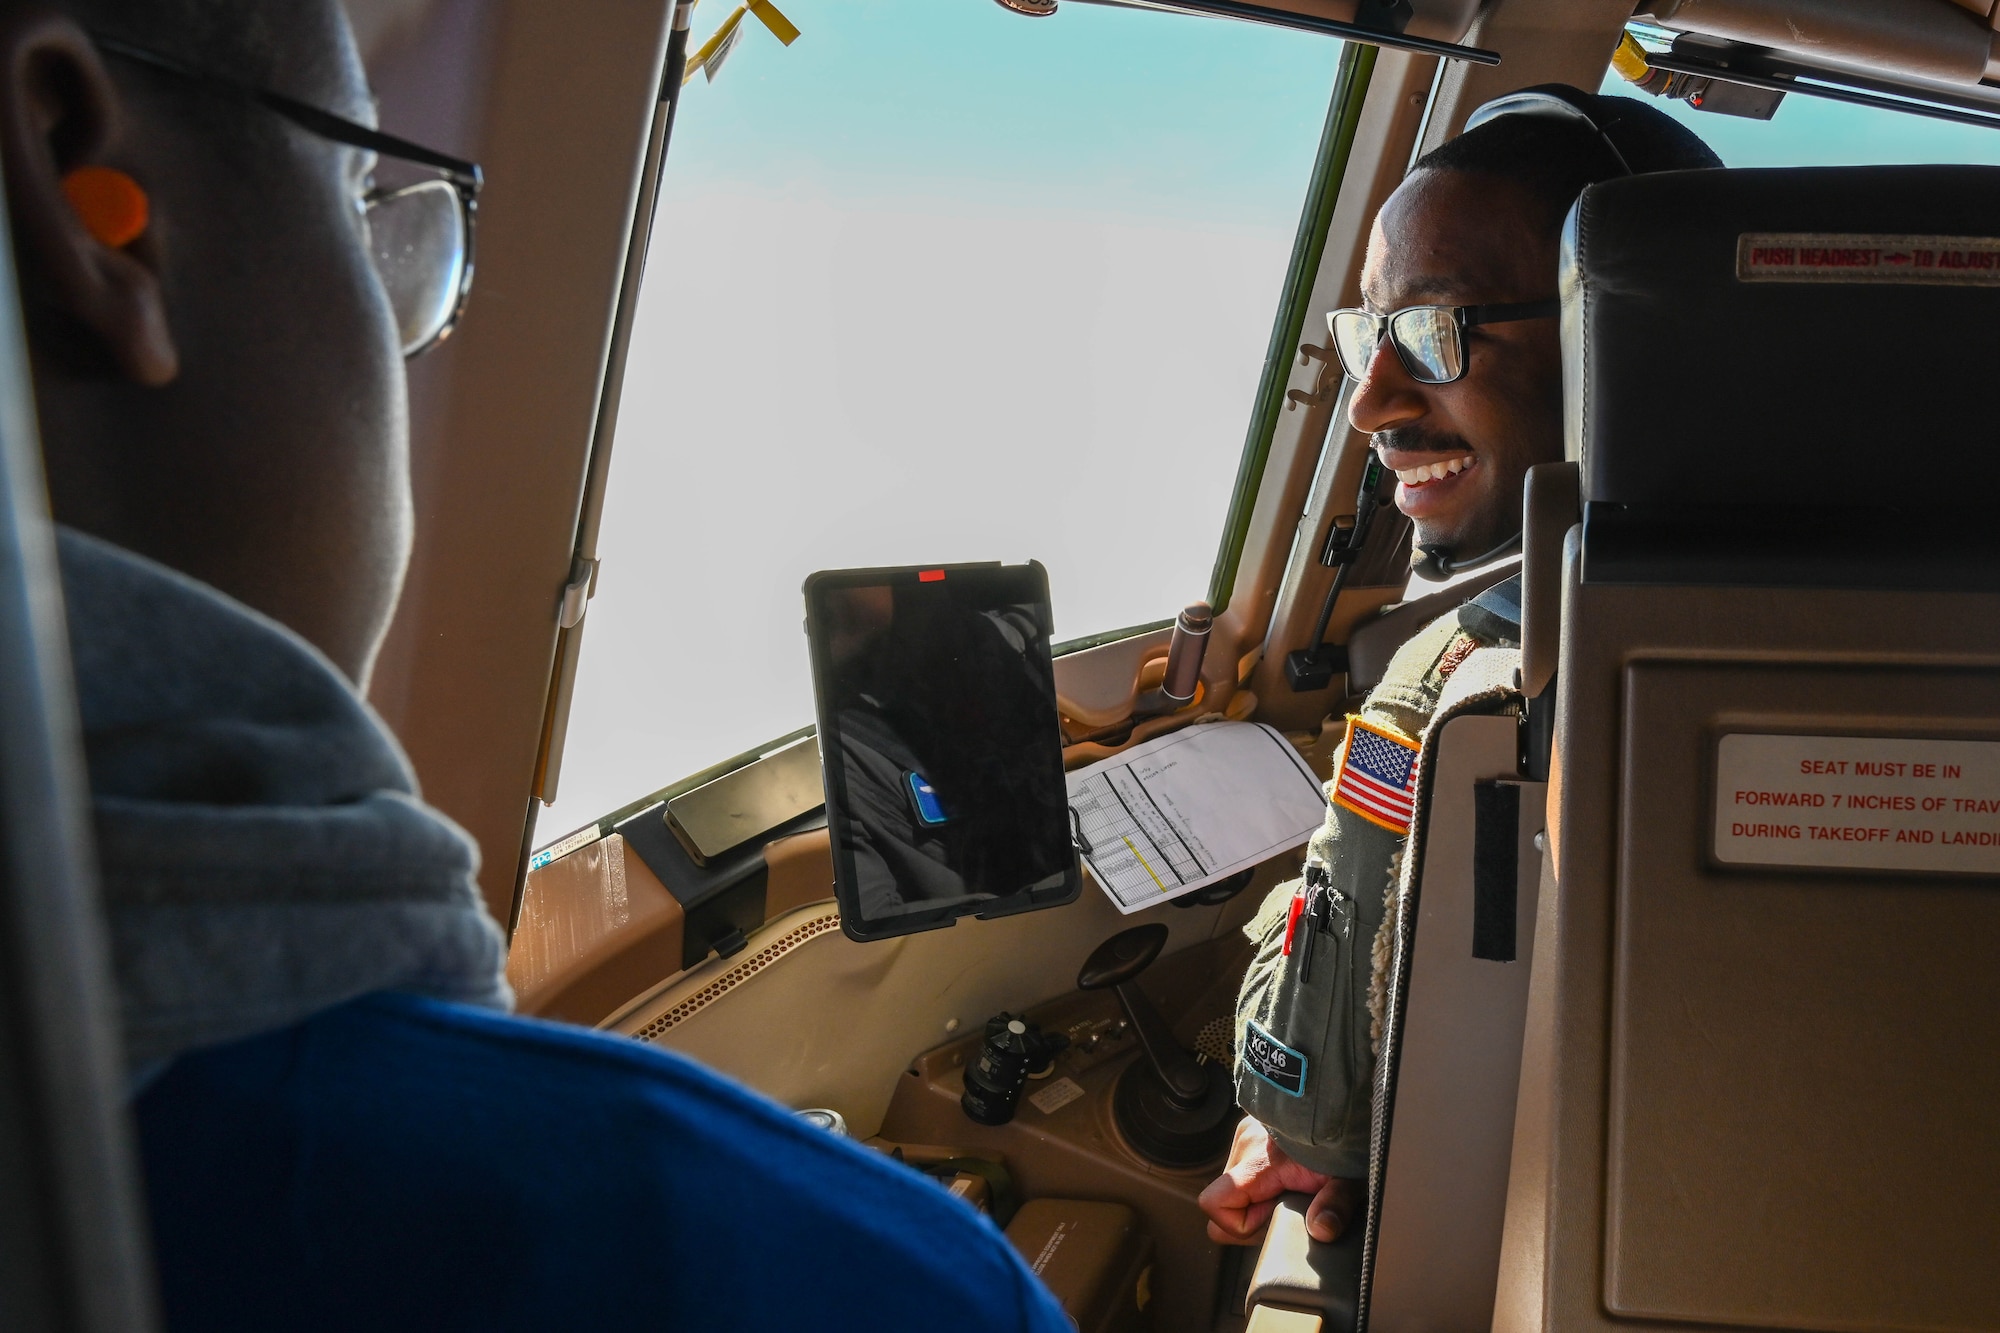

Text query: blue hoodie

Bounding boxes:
[64,530,1068,1332]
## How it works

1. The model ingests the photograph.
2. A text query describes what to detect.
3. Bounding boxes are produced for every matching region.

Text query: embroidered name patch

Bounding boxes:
[1332,716,1420,835]
[1737,233,2000,286]
[1242,1020,1307,1097]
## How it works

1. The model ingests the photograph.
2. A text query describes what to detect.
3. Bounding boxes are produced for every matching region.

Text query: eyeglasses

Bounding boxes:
[1326,299,1559,386]
[92,34,482,358]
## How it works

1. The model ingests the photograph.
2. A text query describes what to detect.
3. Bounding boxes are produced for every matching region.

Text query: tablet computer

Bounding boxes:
[804,561,1081,941]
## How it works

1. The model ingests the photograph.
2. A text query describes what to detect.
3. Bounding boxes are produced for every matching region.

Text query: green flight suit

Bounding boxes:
[1233,605,1502,1177]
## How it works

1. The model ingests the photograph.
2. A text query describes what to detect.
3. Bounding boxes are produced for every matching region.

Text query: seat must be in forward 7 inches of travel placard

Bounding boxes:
[1714,733,2000,875]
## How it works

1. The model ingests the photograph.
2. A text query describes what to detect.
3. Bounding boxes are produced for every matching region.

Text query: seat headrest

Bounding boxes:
[1562,166,2000,588]
[1565,165,2000,508]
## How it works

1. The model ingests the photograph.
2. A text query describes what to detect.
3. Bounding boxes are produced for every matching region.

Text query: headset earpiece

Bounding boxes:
[61,165,150,249]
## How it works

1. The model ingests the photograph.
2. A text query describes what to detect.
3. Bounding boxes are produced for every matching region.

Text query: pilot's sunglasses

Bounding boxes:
[93,34,482,358]
[1327,299,1559,385]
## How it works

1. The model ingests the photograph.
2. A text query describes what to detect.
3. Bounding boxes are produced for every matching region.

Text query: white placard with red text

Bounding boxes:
[1714,734,2000,875]
[1736,233,2000,286]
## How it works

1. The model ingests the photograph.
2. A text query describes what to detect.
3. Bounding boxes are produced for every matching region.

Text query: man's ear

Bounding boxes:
[0,10,177,386]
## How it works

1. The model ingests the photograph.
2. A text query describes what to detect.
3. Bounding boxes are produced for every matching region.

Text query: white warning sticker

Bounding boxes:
[1737,233,2000,285]
[1714,734,2000,874]
[1027,1076,1085,1115]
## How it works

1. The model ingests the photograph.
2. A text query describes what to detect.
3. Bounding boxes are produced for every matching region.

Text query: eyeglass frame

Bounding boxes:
[1326,298,1560,386]
[1327,87,1627,388]
[89,32,484,358]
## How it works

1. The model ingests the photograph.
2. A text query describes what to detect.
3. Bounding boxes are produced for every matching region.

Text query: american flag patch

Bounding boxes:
[1331,716,1419,834]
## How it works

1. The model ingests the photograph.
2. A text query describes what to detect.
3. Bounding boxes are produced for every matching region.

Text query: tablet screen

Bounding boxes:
[804,562,1080,940]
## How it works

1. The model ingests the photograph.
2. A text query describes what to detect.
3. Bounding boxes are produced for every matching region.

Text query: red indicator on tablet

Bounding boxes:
[918,569,946,583]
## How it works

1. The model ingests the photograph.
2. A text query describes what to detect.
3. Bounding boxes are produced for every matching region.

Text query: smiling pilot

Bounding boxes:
[1200,85,1721,1251]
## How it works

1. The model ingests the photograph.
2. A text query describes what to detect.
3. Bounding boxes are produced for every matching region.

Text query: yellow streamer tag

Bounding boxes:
[683,3,748,85]
[703,12,748,81]
[746,0,801,46]
[1610,31,1651,85]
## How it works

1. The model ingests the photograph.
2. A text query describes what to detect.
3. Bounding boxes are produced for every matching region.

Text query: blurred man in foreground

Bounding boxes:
[1,3,1070,1327]
[1204,87,1718,1248]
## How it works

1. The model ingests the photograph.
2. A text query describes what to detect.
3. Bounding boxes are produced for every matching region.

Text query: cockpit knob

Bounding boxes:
[962,1015,1037,1126]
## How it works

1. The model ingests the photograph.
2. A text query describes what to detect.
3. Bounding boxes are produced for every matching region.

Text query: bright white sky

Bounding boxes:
[540,0,1334,837]
[540,1,2000,844]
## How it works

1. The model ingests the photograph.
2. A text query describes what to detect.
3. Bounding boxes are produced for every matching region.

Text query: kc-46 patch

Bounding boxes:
[1331,716,1420,835]
[1242,1020,1308,1097]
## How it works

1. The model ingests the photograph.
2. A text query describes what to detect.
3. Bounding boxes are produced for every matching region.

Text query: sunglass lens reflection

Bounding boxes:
[1389,307,1463,383]
[1329,310,1381,381]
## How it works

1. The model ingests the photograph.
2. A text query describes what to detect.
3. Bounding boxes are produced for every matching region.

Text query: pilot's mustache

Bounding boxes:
[1373,427,1473,457]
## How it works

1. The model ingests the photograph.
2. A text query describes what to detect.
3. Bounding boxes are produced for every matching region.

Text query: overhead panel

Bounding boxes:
[1639,0,2000,84]
[1066,0,1498,62]
[1628,0,2000,134]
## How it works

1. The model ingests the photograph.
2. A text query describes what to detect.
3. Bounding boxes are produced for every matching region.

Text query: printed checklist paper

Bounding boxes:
[1067,722,1327,913]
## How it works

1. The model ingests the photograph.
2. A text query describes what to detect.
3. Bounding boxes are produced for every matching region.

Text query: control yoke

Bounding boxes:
[1077,925,1207,1103]
[1078,925,1236,1167]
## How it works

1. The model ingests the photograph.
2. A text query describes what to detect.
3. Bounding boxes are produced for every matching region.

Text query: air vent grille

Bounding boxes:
[1195,1015,1234,1065]
[628,910,842,1044]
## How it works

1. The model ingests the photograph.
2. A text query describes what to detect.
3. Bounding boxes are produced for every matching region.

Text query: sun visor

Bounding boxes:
[1560,165,2000,587]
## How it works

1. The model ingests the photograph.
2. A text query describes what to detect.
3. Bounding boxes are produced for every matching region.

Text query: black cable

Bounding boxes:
[1409,529,1521,582]
[1284,453,1388,692]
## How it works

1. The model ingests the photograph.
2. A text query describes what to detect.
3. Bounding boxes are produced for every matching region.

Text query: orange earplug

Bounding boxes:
[61,165,149,249]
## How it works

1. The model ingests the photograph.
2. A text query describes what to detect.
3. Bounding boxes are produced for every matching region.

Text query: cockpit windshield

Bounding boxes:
[545,0,1342,830]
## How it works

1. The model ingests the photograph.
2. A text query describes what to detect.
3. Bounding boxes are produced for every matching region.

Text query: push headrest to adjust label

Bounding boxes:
[1737,233,2000,285]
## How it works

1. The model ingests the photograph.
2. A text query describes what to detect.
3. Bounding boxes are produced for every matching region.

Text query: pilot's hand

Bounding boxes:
[1198,1116,1359,1246]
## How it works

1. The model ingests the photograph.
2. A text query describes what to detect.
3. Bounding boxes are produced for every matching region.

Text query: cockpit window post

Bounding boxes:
[520,0,698,931]
[1206,40,1377,616]
[0,155,162,1331]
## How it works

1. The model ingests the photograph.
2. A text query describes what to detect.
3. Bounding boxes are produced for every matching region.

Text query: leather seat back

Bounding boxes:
[1360,701,1545,1333]
[1499,165,2000,1333]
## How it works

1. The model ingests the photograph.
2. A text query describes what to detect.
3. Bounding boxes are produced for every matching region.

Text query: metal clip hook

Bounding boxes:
[1068,805,1093,856]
